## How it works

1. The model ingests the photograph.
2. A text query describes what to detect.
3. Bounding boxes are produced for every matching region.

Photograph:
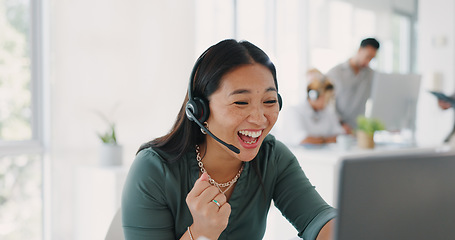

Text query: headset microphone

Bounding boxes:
[185,108,240,154]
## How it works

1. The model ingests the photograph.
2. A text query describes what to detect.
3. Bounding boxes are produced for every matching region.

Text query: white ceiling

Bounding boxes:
[340,0,417,15]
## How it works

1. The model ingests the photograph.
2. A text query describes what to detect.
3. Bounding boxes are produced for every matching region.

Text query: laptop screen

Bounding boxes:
[335,150,455,240]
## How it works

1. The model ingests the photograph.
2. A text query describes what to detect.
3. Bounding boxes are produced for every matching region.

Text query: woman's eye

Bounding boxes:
[264,100,277,104]
[234,101,248,105]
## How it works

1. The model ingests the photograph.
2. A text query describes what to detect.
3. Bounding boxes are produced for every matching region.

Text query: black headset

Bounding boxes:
[185,54,210,124]
[185,52,283,154]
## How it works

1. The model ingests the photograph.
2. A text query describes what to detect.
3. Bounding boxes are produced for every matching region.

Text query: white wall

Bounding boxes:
[415,0,455,146]
[49,0,195,238]
[47,0,455,238]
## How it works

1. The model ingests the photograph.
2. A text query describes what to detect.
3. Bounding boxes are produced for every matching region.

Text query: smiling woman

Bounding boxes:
[207,63,279,159]
[121,39,335,240]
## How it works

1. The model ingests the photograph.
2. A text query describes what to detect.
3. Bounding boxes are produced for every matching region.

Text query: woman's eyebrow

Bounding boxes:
[229,89,250,96]
[266,87,277,92]
[229,87,277,96]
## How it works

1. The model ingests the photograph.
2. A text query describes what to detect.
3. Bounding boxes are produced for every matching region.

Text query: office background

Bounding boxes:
[1,0,454,239]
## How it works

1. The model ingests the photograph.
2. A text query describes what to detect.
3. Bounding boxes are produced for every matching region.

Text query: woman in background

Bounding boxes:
[122,40,335,240]
[277,68,345,146]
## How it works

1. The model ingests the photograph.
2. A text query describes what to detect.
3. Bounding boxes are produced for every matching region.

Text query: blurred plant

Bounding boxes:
[356,116,385,136]
[95,110,118,145]
[97,123,117,144]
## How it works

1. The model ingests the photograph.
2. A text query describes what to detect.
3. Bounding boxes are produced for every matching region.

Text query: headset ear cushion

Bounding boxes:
[194,97,210,122]
[278,93,283,111]
[185,99,197,122]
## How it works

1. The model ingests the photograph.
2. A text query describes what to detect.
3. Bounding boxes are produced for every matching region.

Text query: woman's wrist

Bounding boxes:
[188,224,217,240]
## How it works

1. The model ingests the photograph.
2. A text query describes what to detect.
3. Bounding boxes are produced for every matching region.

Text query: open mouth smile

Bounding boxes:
[238,130,262,145]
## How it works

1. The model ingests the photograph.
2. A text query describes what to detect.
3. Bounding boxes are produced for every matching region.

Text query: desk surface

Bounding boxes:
[263,142,445,240]
[290,142,443,164]
[287,142,447,206]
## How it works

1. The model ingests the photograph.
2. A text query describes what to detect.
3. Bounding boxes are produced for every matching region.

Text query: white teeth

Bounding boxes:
[244,138,258,144]
[238,130,262,138]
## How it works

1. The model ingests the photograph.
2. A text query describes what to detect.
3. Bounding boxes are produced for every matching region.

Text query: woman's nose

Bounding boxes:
[248,105,267,125]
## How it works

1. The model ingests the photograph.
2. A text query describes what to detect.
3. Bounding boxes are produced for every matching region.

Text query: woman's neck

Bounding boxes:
[198,141,244,183]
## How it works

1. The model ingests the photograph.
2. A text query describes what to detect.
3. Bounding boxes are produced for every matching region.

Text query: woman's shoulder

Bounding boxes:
[128,146,194,191]
[135,146,167,164]
[129,147,168,179]
[133,146,188,172]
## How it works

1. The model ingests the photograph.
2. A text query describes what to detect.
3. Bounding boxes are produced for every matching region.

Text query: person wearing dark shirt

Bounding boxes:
[122,39,335,240]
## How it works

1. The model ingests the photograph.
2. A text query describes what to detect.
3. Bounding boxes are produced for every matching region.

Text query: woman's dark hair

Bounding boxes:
[137,39,278,162]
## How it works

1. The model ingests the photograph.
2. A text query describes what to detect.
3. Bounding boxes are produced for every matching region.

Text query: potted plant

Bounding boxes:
[356,116,385,149]
[97,113,123,166]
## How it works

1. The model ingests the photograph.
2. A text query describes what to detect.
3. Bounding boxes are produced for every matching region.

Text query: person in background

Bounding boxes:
[326,38,380,134]
[277,68,345,146]
[437,94,455,143]
[121,39,335,240]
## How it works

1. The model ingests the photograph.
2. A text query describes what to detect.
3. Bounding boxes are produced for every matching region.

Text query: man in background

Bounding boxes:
[326,38,380,134]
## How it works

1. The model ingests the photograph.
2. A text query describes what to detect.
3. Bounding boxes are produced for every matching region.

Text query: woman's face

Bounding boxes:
[206,63,280,161]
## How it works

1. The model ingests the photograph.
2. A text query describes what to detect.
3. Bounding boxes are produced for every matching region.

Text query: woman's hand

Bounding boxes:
[186,172,231,240]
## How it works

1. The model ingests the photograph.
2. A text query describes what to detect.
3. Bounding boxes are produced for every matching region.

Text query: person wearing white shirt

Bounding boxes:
[277,69,345,146]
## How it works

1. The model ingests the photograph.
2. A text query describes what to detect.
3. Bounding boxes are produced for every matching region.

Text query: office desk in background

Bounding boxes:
[290,142,442,206]
[264,142,443,240]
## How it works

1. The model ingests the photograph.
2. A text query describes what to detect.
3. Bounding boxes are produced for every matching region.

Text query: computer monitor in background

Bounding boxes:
[335,149,455,240]
[368,73,421,132]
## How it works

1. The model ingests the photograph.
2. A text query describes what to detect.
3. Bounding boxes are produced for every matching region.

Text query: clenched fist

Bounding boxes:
[186,172,231,240]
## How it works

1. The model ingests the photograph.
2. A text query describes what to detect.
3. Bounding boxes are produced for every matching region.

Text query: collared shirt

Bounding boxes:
[122,135,336,240]
[326,60,375,128]
[276,101,345,146]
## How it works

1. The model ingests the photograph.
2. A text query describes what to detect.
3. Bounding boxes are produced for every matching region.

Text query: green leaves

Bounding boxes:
[356,116,385,136]
[94,109,118,145]
[97,123,117,144]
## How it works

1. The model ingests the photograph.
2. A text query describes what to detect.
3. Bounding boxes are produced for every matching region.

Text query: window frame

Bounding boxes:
[0,1,45,156]
[0,0,49,239]
[391,9,414,74]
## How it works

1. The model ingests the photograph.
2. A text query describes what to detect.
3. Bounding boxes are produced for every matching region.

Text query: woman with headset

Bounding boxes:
[121,40,335,240]
[276,69,345,146]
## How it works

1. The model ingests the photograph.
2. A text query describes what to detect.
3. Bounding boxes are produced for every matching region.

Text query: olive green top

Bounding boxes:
[121,135,336,240]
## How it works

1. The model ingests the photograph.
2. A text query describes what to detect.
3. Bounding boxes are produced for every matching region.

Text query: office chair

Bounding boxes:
[105,208,124,240]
